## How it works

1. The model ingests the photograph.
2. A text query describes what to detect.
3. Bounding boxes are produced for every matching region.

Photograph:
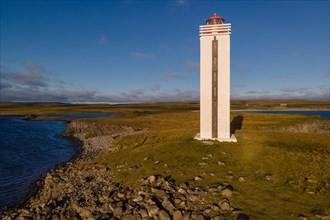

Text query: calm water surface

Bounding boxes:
[0,116,79,209]
[245,110,330,119]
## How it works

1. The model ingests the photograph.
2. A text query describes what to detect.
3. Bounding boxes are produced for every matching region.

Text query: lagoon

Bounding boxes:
[233,110,330,119]
[0,113,116,210]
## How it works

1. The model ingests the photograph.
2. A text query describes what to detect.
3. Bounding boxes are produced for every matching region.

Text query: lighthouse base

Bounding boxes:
[194,133,237,143]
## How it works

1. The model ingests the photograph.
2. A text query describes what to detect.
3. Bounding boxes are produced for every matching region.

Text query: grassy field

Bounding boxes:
[1,101,329,219]
[89,111,329,219]
[0,100,329,115]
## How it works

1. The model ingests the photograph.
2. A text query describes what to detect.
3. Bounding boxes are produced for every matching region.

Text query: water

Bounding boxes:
[241,110,330,119]
[50,113,119,118]
[0,116,79,209]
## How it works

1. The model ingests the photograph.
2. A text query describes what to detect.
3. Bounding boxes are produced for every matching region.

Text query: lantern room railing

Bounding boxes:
[199,24,231,36]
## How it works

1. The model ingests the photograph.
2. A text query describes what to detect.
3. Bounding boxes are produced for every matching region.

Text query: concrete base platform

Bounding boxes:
[194,133,237,143]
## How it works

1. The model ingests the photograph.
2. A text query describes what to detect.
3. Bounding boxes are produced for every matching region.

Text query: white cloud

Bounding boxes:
[1,86,199,103]
[232,86,329,101]
[185,60,199,72]
[149,83,161,92]
[99,34,108,45]
[1,61,50,88]
[130,52,155,58]
[166,72,186,79]
[175,0,188,6]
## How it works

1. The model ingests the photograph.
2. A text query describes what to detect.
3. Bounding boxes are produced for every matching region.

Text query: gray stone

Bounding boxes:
[306,178,318,184]
[179,201,186,207]
[178,188,186,194]
[195,176,203,181]
[173,210,183,220]
[180,183,188,189]
[158,210,171,220]
[151,188,167,198]
[198,162,208,166]
[162,198,175,215]
[187,194,198,202]
[225,174,234,179]
[196,214,205,220]
[315,212,329,218]
[122,214,135,220]
[219,200,230,212]
[133,213,142,220]
[148,175,156,183]
[208,187,218,193]
[238,176,245,182]
[182,212,191,220]
[211,204,220,212]
[117,192,125,198]
[265,174,272,181]
[221,188,233,197]
[191,214,197,219]
[133,196,144,202]
[147,205,159,217]
[306,189,315,194]
[139,209,149,218]
[113,206,123,217]
[50,214,59,220]
[187,189,194,194]
[147,198,156,205]
[174,198,182,204]
[298,214,308,220]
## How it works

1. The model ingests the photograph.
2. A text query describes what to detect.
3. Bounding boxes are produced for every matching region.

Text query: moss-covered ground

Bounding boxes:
[1,101,329,219]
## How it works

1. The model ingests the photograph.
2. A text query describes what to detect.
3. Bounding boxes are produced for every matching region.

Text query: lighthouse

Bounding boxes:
[195,13,237,142]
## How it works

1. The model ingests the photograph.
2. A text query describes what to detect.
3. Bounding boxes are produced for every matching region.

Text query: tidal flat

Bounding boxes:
[0,101,329,219]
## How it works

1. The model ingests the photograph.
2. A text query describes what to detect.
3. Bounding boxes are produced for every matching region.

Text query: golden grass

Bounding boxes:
[88,110,330,219]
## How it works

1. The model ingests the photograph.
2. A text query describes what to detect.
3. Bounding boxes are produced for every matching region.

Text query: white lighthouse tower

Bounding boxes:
[195,13,237,142]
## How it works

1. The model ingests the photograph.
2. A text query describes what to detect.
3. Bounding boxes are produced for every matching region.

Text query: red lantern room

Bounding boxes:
[206,13,225,25]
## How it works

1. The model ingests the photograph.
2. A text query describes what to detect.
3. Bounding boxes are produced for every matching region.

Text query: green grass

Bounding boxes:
[1,101,330,219]
[1,100,329,115]
[91,111,329,219]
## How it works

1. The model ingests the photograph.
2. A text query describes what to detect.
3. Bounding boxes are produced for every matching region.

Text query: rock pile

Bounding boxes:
[1,167,237,220]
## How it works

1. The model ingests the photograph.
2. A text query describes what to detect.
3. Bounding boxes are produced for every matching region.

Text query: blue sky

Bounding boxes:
[1,0,329,103]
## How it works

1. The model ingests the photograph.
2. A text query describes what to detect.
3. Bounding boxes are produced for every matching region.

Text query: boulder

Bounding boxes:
[219,200,230,212]
[221,188,233,197]
[158,210,171,220]
[173,210,183,220]
[147,205,159,217]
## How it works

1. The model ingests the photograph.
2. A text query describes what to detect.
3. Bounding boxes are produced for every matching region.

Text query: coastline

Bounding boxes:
[0,115,83,211]
[0,119,144,218]
[1,118,239,219]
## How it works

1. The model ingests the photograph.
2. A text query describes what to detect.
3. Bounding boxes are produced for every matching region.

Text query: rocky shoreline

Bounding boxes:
[1,119,247,220]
